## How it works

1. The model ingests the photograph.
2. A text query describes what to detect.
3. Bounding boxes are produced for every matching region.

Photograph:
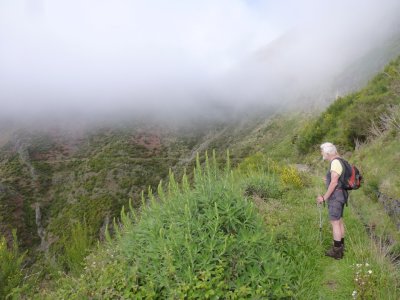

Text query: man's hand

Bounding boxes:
[316,195,325,204]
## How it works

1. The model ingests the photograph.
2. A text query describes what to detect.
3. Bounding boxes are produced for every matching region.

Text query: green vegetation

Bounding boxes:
[296,56,400,153]
[58,219,93,276]
[0,230,26,299]
[44,154,296,299]
[26,152,396,299]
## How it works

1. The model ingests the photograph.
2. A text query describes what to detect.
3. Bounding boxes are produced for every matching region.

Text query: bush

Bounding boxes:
[243,174,283,200]
[280,166,305,189]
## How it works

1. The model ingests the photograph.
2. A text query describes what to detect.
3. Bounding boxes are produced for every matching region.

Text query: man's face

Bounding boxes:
[321,150,328,160]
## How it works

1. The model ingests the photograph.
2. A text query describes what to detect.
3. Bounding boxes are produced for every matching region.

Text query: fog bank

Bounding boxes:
[1,0,400,122]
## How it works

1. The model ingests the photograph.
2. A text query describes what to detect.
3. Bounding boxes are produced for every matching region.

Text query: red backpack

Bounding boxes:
[337,158,362,190]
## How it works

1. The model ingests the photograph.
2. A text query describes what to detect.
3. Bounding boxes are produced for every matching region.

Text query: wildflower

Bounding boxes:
[352,290,357,296]
[356,263,362,267]
[368,270,372,274]
[365,263,369,267]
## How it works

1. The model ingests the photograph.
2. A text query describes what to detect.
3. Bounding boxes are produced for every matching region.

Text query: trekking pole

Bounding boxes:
[318,202,323,244]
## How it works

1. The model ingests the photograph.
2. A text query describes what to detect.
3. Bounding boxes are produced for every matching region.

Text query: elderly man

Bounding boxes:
[316,142,348,260]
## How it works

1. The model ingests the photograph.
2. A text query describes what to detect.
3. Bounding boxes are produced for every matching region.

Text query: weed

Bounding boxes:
[352,262,376,299]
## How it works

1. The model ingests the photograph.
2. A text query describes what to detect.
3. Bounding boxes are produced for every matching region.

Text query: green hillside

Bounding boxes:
[0,123,221,295]
[1,56,400,298]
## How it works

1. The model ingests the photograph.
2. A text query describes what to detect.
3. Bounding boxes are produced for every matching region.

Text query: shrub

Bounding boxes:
[280,166,305,189]
[237,152,267,173]
[296,119,324,154]
[243,174,283,200]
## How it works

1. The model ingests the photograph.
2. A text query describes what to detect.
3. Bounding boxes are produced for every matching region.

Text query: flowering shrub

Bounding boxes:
[352,262,376,299]
[280,166,304,189]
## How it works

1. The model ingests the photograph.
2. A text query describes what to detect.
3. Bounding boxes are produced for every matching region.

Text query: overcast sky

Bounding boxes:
[1,0,400,121]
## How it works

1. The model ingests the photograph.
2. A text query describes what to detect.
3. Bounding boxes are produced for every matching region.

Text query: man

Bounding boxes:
[316,142,348,260]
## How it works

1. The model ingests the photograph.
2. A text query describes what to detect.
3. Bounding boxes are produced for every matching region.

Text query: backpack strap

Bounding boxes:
[332,157,346,189]
[334,157,349,205]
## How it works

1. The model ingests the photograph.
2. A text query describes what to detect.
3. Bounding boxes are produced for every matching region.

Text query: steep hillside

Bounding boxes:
[0,123,219,255]
[1,55,400,298]
[296,56,400,152]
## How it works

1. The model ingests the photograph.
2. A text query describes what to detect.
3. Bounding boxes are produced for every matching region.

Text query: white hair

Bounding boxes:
[320,142,338,155]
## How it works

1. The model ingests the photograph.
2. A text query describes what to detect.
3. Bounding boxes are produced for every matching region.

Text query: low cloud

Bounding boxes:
[1,0,400,122]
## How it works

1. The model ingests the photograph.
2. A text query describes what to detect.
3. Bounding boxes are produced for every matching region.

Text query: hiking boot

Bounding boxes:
[325,246,343,260]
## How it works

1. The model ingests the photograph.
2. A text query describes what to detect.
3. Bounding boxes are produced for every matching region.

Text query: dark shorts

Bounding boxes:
[328,190,347,221]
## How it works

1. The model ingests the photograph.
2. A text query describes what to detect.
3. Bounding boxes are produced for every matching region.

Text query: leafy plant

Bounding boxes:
[59,219,93,275]
[0,230,26,299]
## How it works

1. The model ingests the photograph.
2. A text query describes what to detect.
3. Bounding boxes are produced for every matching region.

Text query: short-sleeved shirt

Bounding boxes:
[330,159,343,176]
[326,158,344,189]
[327,158,348,219]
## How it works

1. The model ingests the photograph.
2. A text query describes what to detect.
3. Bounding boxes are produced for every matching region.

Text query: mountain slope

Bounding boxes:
[1,53,400,299]
[0,123,219,253]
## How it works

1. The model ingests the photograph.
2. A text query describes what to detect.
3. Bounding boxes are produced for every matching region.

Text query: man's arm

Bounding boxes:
[317,171,340,203]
